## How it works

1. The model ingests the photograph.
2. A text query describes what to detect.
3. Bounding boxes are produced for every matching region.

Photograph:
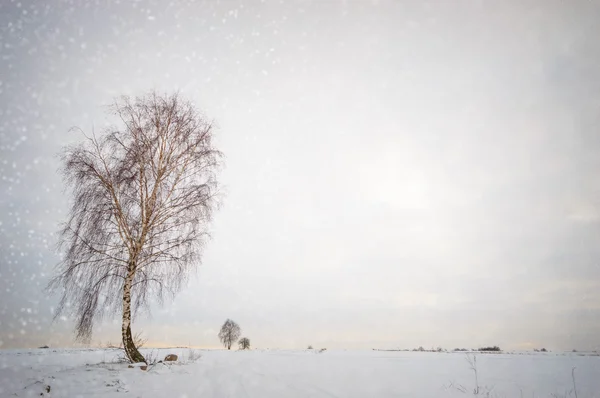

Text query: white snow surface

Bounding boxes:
[1,348,599,397]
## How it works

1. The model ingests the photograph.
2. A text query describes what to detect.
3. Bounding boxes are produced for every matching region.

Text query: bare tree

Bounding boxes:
[218,319,241,350]
[238,337,250,350]
[47,91,222,363]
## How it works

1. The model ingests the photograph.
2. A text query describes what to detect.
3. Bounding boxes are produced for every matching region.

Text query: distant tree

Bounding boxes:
[478,346,501,352]
[307,345,313,350]
[47,91,222,363]
[540,348,547,352]
[239,337,250,350]
[218,319,241,350]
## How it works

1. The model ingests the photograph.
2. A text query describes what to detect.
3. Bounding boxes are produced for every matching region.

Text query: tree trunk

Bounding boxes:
[122,265,146,364]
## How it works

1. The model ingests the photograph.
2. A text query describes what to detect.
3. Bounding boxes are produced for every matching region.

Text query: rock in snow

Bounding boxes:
[164,354,178,362]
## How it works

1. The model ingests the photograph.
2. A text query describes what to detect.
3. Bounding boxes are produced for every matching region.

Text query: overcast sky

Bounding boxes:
[1,0,600,351]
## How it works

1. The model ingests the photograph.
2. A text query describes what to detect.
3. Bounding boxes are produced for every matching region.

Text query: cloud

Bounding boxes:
[567,205,600,224]
[1,0,600,351]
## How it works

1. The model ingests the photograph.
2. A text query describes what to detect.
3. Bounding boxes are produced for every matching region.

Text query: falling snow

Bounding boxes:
[1,1,600,397]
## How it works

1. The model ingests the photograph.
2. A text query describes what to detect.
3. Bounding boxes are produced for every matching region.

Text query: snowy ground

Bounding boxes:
[1,348,599,397]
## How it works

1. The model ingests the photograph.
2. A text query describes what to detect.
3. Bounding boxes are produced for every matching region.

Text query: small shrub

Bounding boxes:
[307,345,313,350]
[445,354,580,397]
[145,349,159,365]
[187,348,202,362]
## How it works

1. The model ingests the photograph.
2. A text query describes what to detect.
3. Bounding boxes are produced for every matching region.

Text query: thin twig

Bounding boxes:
[572,367,578,398]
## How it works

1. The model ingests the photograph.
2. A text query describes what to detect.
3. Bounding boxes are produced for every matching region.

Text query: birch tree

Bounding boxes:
[48,92,222,363]
[218,319,241,350]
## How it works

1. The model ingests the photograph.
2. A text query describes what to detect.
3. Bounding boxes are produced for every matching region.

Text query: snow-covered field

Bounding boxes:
[1,348,599,397]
